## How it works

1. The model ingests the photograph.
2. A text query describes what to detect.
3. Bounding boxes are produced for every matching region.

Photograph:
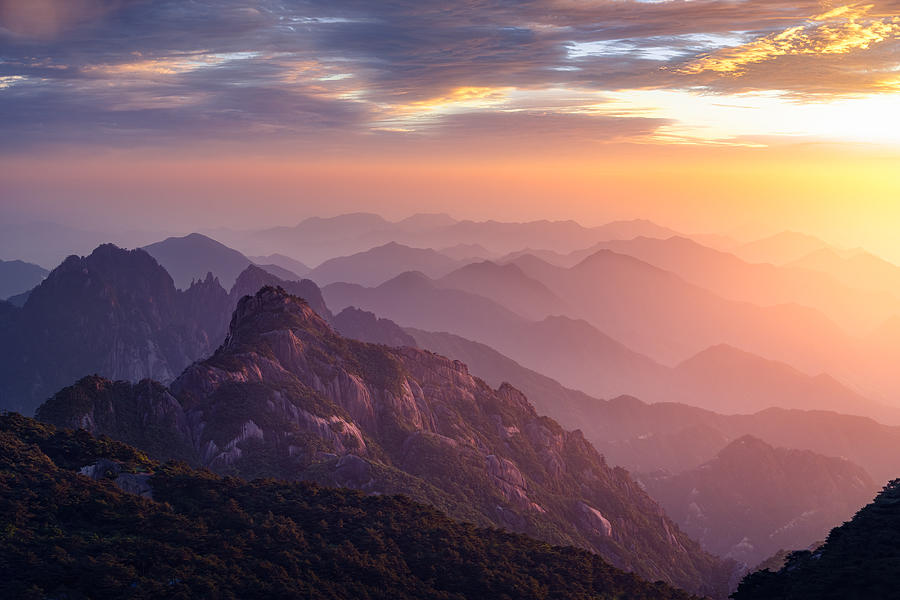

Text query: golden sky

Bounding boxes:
[1,0,900,257]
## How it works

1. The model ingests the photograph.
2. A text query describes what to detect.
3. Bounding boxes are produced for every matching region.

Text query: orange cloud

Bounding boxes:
[679,4,900,75]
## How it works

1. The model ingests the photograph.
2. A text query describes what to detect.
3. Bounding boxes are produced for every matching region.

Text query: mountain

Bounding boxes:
[247,252,311,277]
[733,479,900,600]
[668,344,899,423]
[0,246,331,416]
[323,272,666,401]
[143,232,253,289]
[732,231,832,265]
[37,286,733,596]
[229,264,332,323]
[437,243,497,261]
[396,331,900,484]
[555,395,900,487]
[232,213,686,265]
[507,250,884,398]
[593,218,682,241]
[334,306,418,347]
[0,244,231,415]
[400,327,900,486]
[240,212,395,264]
[0,259,47,299]
[575,236,899,333]
[395,212,457,231]
[326,265,896,422]
[437,260,568,320]
[498,247,572,267]
[307,242,463,287]
[0,413,702,600]
[642,435,877,567]
[405,327,608,428]
[789,247,900,299]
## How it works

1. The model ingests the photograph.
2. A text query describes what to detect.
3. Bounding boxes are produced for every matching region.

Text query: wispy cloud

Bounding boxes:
[679,4,900,75]
[2,0,900,151]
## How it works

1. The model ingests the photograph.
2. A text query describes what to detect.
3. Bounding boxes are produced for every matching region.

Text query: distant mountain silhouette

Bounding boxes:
[323,271,666,400]
[241,212,397,264]
[668,344,899,423]
[323,264,897,421]
[437,260,568,320]
[405,327,611,427]
[643,435,877,567]
[307,242,463,286]
[437,242,497,261]
[789,246,900,299]
[229,213,685,265]
[732,231,832,265]
[506,250,888,398]
[400,326,900,487]
[143,233,254,289]
[0,259,47,299]
[247,253,310,276]
[571,397,900,488]
[576,236,898,332]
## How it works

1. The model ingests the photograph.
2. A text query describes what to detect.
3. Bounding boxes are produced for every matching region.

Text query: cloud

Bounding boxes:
[2,0,900,151]
[679,4,900,75]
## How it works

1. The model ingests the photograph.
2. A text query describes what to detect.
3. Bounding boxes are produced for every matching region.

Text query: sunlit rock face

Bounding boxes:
[38,286,732,597]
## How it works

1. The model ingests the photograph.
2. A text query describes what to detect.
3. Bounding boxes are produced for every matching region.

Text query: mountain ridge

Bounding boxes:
[37,285,733,596]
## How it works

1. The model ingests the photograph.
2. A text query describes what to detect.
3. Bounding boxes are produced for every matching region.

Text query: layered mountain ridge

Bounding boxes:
[37,285,733,596]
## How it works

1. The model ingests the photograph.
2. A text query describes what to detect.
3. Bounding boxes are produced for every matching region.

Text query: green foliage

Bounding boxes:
[732,479,900,600]
[0,414,700,600]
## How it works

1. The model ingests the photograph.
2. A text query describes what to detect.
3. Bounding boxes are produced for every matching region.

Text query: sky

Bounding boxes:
[2,0,900,257]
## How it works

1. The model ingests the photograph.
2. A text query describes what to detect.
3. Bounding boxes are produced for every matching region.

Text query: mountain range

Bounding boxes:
[571,236,899,333]
[211,213,686,265]
[0,258,47,300]
[144,232,305,288]
[306,242,463,287]
[324,265,897,424]
[36,285,733,596]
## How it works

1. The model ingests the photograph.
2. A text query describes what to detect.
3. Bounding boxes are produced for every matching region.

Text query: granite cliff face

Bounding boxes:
[39,286,731,596]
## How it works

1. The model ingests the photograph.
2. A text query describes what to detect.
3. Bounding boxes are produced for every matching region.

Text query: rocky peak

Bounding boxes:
[230,265,333,323]
[0,244,231,415]
[223,286,333,351]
